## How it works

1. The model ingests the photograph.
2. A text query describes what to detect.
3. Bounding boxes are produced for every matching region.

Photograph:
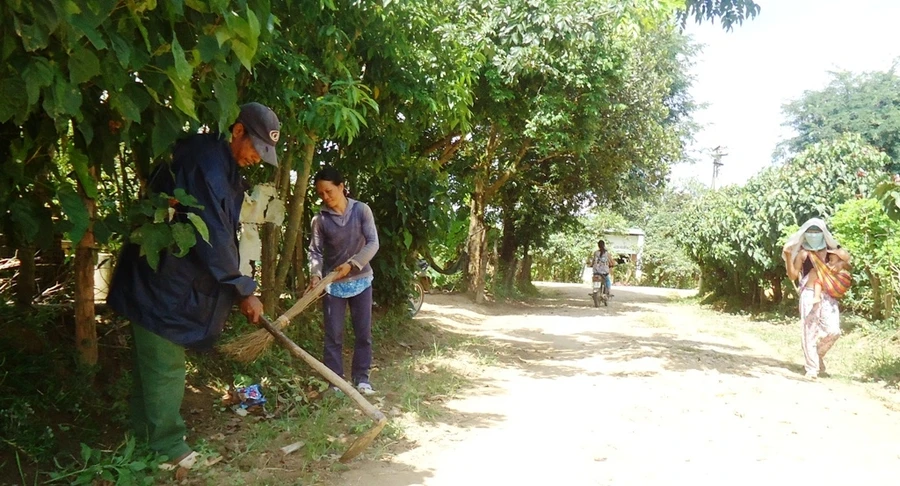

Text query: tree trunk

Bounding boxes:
[868,269,884,320]
[15,245,36,306]
[74,169,98,366]
[770,275,783,304]
[516,242,532,290]
[498,201,518,294]
[262,151,294,313]
[273,136,316,300]
[293,239,307,292]
[466,177,488,304]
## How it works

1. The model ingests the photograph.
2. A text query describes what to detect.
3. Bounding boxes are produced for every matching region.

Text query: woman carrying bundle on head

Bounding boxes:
[782,218,852,379]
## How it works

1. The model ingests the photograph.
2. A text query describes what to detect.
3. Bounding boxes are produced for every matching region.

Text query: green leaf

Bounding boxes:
[197,35,220,62]
[174,188,203,209]
[111,92,142,123]
[46,78,83,117]
[9,199,41,242]
[215,27,232,47]
[171,222,197,256]
[167,69,197,119]
[117,469,134,484]
[79,443,92,464]
[171,34,192,82]
[22,57,54,106]
[213,75,237,130]
[187,213,210,244]
[151,109,184,157]
[58,184,90,244]
[0,77,28,123]
[185,0,210,13]
[231,39,255,72]
[134,223,171,271]
[108,32,132,67]
[69,45,101,84]
[69,4,110,50]
[13,16,50,51]
[154,207,169,223]
[403,230,412,249]
[69,148,98,199]
[93,218,112,244]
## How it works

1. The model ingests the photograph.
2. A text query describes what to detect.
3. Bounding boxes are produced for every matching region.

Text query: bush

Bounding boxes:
[831,198,900,319]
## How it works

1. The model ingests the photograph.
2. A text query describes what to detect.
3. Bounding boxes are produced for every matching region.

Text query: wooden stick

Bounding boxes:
[258,316,385,422]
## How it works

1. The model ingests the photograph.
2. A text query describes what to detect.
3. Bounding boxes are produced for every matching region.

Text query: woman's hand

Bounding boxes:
[335,263,353,279]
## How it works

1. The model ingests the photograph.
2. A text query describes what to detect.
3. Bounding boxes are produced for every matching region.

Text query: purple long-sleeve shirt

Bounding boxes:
[309,198,379,282]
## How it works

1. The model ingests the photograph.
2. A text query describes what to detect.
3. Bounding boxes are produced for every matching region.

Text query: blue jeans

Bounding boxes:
[322,286,373,386]
[594,272,611,293]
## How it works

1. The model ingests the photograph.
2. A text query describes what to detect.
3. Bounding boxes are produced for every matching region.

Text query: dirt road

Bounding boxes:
[338,283,900,485]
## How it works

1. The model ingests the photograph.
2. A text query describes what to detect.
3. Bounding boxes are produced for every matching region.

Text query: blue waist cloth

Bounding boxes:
[326,276,373,298]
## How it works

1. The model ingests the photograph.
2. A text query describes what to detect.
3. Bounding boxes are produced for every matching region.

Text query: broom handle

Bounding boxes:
[258,316,386,422]
[275,270,342,324]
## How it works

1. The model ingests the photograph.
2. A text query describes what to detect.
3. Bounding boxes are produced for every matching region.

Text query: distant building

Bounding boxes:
[603,228,645,279]
[583,228,646,285]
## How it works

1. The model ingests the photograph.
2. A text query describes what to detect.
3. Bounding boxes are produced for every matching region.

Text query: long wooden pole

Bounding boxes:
[258,316,385,422]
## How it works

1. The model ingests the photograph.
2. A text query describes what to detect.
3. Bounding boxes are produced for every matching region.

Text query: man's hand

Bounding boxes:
[239,295,264,325]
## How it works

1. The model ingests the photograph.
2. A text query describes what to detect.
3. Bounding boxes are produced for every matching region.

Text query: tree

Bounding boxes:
[874,176,900,221]
[681,0,761,31]
[777,67,900,172]
[437,0,692,303]
[831,198,900,319]
[1,0,265,365]
[673,135,890,308]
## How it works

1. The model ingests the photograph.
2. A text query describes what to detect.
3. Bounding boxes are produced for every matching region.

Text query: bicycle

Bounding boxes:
[408,259,430,317]
[591,273,610,307]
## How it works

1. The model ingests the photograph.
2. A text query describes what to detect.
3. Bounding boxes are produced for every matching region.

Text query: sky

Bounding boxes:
[671,0,900,188]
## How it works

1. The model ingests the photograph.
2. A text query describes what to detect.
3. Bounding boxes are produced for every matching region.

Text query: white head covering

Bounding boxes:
[782,217,839,264]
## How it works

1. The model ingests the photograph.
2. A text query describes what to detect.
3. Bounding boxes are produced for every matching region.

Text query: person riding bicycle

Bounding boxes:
[590,240,615,297]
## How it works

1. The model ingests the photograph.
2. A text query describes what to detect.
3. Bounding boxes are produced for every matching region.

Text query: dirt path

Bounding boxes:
[338,283,900,485]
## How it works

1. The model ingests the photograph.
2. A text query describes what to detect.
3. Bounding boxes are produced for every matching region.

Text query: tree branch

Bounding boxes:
[485,141,530,199]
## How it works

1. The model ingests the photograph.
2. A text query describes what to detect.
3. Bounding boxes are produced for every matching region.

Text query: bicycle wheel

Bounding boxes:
[408,281,425,317]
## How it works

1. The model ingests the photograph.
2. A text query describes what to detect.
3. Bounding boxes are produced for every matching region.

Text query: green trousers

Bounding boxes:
[130,324,192,460]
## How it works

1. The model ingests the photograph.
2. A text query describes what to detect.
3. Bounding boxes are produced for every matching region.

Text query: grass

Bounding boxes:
[676,295,900,389]
[0,300,486,485]
[636,313,671,329]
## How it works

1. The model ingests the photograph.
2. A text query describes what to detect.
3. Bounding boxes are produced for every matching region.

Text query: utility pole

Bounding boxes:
[711,146,727,190]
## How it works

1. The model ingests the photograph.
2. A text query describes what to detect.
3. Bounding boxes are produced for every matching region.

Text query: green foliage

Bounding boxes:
[532,208,628,283]
[875,177,900,221]
[673,135,890,306]
[778,67,900,172]
[359,162,454,309]
[635,184,703,289]
[1,0,267,261]
[831,198,900,318]
[47,437,159,485]
[125,190,209,270]
[680,0,761,31]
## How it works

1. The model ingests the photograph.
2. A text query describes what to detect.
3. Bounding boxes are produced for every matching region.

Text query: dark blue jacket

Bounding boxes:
[108,134,257,349]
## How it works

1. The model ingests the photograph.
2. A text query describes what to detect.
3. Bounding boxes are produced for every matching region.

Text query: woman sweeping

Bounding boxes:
[783,218,851,379]
[309,167,380,395]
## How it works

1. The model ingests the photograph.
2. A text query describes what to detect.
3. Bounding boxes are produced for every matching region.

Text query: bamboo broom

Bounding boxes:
[219,270,340,362]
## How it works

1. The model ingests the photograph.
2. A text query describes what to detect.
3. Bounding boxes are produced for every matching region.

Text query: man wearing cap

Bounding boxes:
[108,102,281,468]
